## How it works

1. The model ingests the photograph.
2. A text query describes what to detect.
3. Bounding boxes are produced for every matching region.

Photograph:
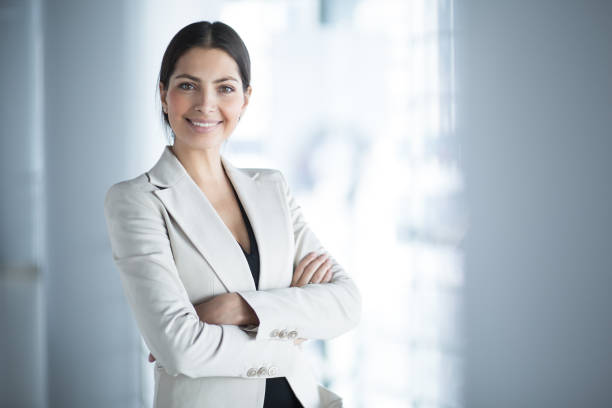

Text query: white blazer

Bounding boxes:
[104,147,361,408]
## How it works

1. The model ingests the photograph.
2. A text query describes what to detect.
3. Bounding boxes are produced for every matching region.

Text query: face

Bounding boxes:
[160,47,251,152]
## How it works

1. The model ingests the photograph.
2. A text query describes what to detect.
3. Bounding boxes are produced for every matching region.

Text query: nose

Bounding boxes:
[194,87,217,113]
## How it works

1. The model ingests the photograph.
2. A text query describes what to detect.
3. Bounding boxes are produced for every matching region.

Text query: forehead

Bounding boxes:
[172,47,240,81]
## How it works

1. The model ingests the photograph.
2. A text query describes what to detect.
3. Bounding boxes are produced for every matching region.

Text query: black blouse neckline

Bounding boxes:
[235,193,260,289]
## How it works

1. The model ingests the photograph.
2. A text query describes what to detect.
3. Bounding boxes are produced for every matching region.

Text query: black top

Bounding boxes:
[235,195,303,408]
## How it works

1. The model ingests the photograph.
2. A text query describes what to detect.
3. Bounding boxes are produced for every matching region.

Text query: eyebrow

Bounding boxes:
[174,73,239,83]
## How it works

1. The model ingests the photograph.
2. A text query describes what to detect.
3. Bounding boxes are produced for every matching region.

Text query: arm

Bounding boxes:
[104,181,299,379]
[150,288,308,364]
[238,172,362,341]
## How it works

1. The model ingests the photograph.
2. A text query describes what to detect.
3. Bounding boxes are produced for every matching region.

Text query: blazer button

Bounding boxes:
[288,330,298,339]
[278,329,287,339]
[270,329,280,338]
[257,367,268,377]
[268,366,278,376]
[247,368,257,377]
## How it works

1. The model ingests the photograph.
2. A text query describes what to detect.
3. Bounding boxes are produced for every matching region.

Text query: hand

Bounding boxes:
[147,293,259,364]
[194,293,259,326]
[291,252,334,287]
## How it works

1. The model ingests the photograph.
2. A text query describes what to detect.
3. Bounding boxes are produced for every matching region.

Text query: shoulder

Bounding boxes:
[104,173,161,216]
[238,167,293,194]
[238,167,287,186]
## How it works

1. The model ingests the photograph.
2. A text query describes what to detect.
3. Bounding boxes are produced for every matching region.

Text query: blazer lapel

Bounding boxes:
[147,147,292,292]
[222,157,293,291]
[147,147,256,292]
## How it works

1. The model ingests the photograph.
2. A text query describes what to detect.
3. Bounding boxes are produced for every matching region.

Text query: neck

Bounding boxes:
[170,143,227,188]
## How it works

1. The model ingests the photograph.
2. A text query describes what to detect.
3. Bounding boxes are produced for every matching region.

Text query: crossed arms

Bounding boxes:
[146,251,335,362]
[104,172,361,379]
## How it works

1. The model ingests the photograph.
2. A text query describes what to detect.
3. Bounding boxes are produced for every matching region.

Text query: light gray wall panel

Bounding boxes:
[44,1,141,407]
[0,0,46,406]
[459,1,612,406]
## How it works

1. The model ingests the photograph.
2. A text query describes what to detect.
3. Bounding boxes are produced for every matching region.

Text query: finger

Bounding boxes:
[148,353,156,363]
[291,252,314,286]
[321,269,333,283]
[314,263,333,284]
[291,252,318,286]
[309,258,333,284]
[295,253,326,287]
[293,338,307,345]
[298,253,329,286]
[296,253,329,287]
[294,252,318,280]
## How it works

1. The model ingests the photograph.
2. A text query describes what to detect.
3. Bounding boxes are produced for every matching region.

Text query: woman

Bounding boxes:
[104,21,361,408]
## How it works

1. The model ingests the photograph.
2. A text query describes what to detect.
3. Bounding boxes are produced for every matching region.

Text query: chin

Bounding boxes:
[174,133,229,152]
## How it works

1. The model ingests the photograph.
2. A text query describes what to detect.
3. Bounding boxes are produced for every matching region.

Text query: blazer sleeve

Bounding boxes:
[104,180,300,379]
[237,171,362,341]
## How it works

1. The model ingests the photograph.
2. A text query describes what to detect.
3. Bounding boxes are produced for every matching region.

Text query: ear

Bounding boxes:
[241,85,252,115]
[159,82,168,113]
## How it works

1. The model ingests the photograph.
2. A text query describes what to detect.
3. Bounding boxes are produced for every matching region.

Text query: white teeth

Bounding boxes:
[190,120,219,128]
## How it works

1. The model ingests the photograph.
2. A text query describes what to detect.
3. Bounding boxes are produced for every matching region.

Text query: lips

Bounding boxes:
[186,118,222,133]
[187,118,222,127]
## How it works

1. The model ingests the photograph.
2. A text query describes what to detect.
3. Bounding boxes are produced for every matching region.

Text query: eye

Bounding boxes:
[178,82,195,90]
[219,85,235,94]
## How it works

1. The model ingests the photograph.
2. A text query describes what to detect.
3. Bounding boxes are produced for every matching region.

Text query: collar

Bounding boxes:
[147,145,255,188]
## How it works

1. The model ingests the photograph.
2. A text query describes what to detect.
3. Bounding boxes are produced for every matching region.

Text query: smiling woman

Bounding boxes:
[104,21,361,408]
[159,22,251,148]
[160,47,251,150]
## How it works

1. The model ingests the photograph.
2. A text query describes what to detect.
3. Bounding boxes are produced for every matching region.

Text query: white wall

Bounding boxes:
[458,1,612,406]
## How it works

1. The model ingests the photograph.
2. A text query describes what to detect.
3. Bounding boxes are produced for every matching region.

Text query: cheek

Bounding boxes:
[167,91,190,114]
[222,98,245,121]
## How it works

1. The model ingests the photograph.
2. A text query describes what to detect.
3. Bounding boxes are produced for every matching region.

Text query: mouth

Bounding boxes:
[186,118,222,132]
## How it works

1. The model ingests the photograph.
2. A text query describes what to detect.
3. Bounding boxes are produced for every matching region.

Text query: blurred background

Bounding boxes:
[0,0,610,407]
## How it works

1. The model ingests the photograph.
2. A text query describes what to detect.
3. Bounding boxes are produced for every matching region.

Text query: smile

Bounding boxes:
[186,118,222,132]
[188,119,221,127]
